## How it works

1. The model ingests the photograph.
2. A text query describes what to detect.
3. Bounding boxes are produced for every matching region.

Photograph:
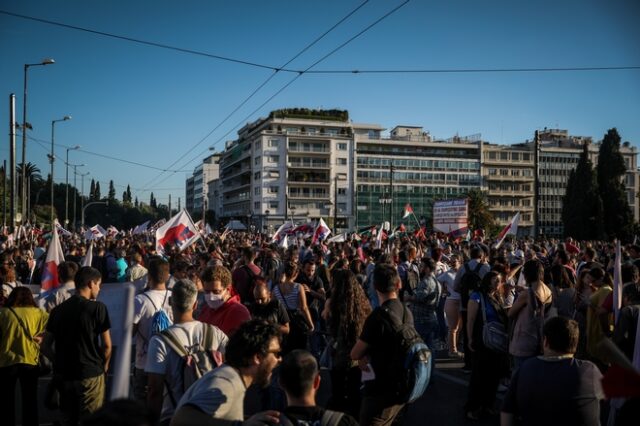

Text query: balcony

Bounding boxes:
[287,144,330,154]
[288,171,330,185]
[288,191,330,200]
[288,159,331,169]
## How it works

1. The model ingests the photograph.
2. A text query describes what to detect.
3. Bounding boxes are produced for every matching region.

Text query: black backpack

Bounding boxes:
[457,262,483,308]
[380,305,432,403]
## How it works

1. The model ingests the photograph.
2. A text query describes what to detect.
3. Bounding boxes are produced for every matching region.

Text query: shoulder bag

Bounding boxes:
[479,295,508,353]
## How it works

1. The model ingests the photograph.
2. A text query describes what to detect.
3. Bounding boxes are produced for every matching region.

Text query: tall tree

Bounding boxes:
[150,192,157,209]
[465,188,496,233]
[89,179,96,201]
[562,144,604,239]
[135,196,139,208]
[95,181,101,200]
[597,128,634,240]
[108,180,116,203]
[122,184,132,205]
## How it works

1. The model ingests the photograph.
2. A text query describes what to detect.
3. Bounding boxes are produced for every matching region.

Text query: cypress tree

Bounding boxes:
[597,128,634,240]
[89,179,96,201]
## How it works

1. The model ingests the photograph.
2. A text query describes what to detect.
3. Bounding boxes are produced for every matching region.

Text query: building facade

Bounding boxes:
[354,127,483,228]
[482,143,535,236]
[218,110,355,233]
[185,153,220,218]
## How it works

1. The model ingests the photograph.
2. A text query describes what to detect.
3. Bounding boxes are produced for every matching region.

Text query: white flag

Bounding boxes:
[494,212,520,249]
[83,241,94,267]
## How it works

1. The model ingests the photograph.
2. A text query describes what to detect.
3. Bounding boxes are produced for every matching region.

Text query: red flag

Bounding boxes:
[311,218,331,245]
[156,210,200,255]
[41,227,65,291]
[403,204,413,219]
[494,212,520,249]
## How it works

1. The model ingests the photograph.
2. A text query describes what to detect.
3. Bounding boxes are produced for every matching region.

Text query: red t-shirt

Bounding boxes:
[197,295,251,336]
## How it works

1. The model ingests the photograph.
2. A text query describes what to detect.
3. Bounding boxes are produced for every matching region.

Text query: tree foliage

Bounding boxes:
[562,144,604,239]
[465,188,496,233]
[597,128,634,240]
[108,180,117,203]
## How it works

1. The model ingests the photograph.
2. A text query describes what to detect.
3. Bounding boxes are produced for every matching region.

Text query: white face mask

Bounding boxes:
[205,292,225,310]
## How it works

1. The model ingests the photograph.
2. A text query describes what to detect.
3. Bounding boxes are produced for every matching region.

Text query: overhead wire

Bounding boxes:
[139,0,410,193]
[137,0,373,192]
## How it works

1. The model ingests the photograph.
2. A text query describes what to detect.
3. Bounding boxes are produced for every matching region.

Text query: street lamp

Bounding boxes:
[65,144,81,225]
[79,171,90,227]
[50,116,71,224]
[71,164,85,229]
[21,58,55,219]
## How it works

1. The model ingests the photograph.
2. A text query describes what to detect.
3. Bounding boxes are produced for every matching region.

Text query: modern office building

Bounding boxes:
[354,127,483,228]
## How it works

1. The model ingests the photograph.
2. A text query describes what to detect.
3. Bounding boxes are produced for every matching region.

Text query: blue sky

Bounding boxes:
[1,0,639,207]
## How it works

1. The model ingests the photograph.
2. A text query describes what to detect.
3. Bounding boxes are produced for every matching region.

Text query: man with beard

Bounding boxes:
[250,281,290,336]
[170,320,282,426]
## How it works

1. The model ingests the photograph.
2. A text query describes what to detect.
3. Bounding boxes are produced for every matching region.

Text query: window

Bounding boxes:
[337,158,347,165]
[337,203,347,213]
[269,171,280,178]
[269,186,279,194]
[268,155,279,163]
[254,156,261,165]
[254,172,261,180]
[254,202,260,210]
[337,143,347,151]
[268,139,279,148]
[254,141,262,150]
[254,187,261,195]
[500,152,509,160]
[269,201,279,209]
[338,188,346,195]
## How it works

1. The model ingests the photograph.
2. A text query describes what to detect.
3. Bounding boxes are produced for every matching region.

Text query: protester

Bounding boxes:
[351,263,413,426]
[439,254,463,357]
[250,280,290,335]
[46,266,112,426]
[170,320,281,426]
[197,265,251,336]
[132,257,174,404]
[232,246,263,306]
[145,279,228,425]
[39,261,79,312]
[273,261,314,353]
[0,287,49,426]
[508,260,554,370]
[501,316,604,426]
[465,270,509,420]
[585,267,613,367]
[279,350,358,426]
[322,269,371,417]
[126,252,148,282]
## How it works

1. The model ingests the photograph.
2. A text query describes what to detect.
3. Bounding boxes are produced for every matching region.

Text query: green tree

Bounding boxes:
[90,179,96,201]
[465,188,496,232]
[597,128,634,240]
[122,184,132,206]
[562,144,604,240]
[108,180,116,203]
[95,182,101,200]
[150,192,157,209]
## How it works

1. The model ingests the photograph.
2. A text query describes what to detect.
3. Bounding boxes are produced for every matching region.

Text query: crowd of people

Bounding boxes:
[0,228,639,426]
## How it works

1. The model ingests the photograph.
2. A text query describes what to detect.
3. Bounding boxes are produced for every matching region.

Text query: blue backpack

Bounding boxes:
[142,291,172,335]
[381,305,432,403]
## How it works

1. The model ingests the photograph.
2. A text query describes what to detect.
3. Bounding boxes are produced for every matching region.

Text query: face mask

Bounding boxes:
[205,292,226,310]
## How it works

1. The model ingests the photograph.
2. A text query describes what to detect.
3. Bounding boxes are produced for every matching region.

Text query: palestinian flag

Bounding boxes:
[356,225,376,237]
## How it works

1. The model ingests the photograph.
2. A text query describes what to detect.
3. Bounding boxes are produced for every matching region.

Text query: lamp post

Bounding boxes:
[21,58,55,219]
[71,164,85,229]
[65,144,80,225]
[79,171,89,227]
[50,116,71,224]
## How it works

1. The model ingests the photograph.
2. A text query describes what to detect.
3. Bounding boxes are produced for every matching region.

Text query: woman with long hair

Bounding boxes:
[0,287,49,426]
[465,270,509,421]
[322,269,372,417]
[272,261,314,354]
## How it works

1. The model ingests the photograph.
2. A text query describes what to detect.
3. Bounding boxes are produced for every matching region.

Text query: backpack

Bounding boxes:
[456,262,483,308]
[380,305,432,403]
[279,410,345,426]
[531,288,558,354]
[142,291,172,335]
[404,263,420,296]
[160,322,221,406]
[242,265,263,302]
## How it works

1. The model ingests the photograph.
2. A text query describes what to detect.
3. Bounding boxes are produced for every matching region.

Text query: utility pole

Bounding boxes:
[9,94,17,230]
[333,174,338,234]
[168,194,172,219]
[389,160,394,230]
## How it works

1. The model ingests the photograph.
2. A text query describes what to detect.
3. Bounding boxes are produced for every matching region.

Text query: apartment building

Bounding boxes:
[354,127,483,228]
[219,109,355,233]
[185,153,220,218]
[482,143,535,236]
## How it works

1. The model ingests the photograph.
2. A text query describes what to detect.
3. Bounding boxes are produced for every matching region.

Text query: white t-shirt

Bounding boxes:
[38,281,75,312]
[133,289,173,369]
[145,321,228,422]
[438,269,460,301]
[176,364,246,422]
